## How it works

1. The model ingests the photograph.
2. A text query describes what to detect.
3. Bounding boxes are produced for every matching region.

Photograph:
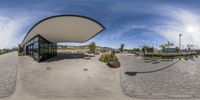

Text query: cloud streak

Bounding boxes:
[152,6,200,49]
[0,9,55,49]
[101,3,200,49]
[0,15,29,49]
[1,1,200,49]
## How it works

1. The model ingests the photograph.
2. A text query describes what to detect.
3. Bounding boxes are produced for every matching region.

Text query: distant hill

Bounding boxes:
[57,45,113,53]
[58,45,113,49]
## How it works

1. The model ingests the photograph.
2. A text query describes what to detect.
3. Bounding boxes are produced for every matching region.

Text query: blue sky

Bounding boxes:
[1,0,200,49]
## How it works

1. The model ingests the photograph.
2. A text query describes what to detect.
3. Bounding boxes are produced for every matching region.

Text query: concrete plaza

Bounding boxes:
[0,52,132,100]
[119,54,200,99]
[1,52,200,99]
[0,52,17,97]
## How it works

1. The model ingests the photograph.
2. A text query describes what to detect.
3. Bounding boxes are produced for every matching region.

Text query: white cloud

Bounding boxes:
[0,15,31,49]
[0,9,54,49]
[111,5,200,49]
[109,3,200,49]
[153,6,200,49]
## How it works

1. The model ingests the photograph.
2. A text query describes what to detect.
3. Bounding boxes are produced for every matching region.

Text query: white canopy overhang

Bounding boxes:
[21,15,105,46]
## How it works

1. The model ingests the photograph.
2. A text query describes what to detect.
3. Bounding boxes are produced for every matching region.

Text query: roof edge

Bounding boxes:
[21,14,105,46]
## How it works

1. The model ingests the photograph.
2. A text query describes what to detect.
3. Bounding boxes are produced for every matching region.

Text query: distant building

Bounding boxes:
[164,48,177,53]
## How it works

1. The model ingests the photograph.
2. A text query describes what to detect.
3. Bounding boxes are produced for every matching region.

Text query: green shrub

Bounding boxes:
[99,54,119,63]
[119,44,125,52]
[88,42,96,53]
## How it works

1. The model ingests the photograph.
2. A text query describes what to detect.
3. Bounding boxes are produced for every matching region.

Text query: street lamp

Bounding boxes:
[179,34,182,50]
[179,34,182,60]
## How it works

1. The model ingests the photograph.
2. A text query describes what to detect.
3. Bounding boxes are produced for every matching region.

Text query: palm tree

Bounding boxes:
[165,41,174,48]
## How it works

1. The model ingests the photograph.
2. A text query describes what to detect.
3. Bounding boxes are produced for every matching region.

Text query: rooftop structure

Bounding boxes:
[20,15,105,62]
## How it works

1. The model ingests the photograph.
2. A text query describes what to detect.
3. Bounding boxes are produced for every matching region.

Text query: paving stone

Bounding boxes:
[133,92,149,96]
[119,54,200,99]
[168,94,193,98]
[0,52,17,97]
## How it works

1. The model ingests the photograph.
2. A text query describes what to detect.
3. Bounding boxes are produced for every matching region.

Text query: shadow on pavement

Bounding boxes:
[125,59,180,76]
[43,53,94,62]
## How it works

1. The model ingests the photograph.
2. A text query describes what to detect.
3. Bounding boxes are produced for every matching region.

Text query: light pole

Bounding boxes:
[179,34,182,50]
[196,44,197,50]
[179,34,182,60]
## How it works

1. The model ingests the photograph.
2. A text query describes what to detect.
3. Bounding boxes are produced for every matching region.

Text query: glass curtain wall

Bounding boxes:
[24,35,57,62]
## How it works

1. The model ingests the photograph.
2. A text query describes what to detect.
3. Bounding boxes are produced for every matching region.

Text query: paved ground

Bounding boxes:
[0,52,133,100]
[119,54,200,99]
[2,52,200,100]
[0,52,17,97]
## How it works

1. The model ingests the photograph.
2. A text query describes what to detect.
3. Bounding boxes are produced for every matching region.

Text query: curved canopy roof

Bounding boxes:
[21,15,105,46]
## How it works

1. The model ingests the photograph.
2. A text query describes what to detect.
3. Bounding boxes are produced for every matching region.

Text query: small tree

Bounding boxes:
[142,45,149,53]
[159,44,165,52]
[119,44,125,52]
[187,44,194,52]
[136,48,140,52]
[175,47,180,53]
[88,42,96,53]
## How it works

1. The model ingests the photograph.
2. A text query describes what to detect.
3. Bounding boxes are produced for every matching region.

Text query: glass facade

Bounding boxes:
[24,35,57,62]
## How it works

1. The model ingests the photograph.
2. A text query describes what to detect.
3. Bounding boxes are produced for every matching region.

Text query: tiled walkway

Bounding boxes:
[119,54,200,99]
[0,52,18,97]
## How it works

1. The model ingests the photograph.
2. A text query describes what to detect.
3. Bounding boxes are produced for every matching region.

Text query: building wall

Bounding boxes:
[23,35,57,62]
[164,48,177,53]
